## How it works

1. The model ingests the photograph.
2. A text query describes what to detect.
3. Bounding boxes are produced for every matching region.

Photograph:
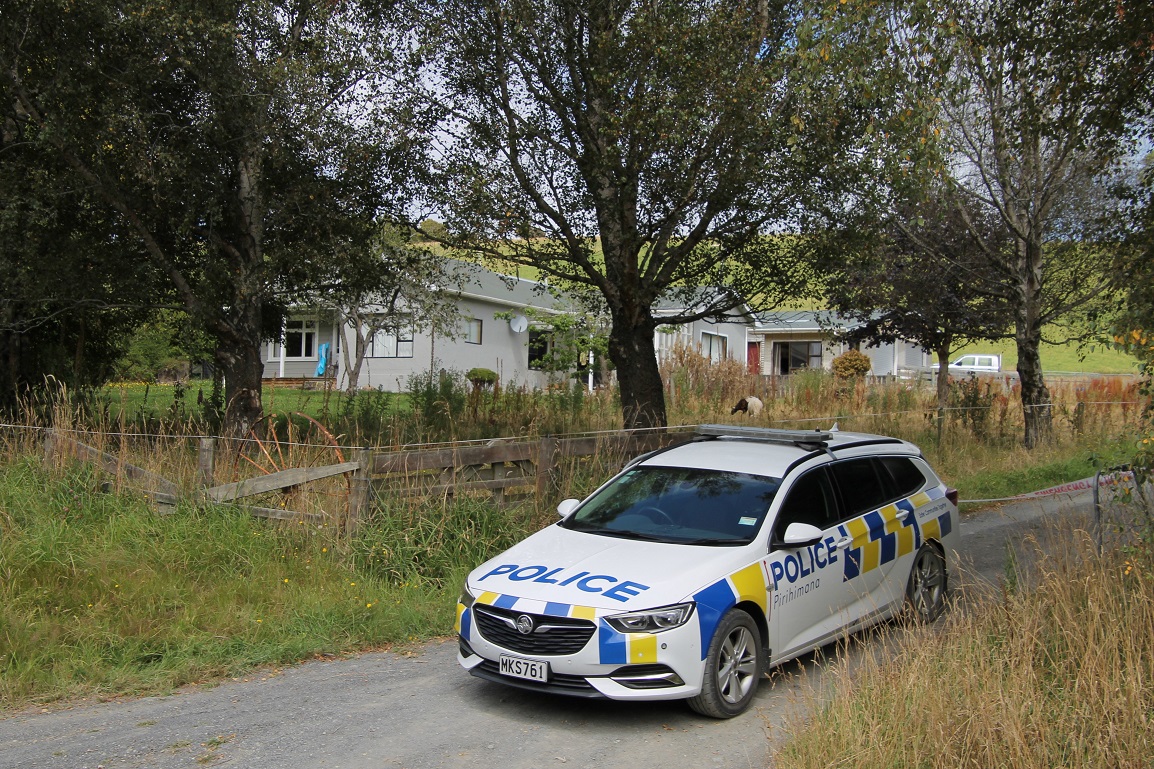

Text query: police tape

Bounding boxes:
[962,471,1136,505]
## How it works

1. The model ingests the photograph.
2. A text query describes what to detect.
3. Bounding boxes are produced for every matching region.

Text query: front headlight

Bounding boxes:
[605,603,695,634]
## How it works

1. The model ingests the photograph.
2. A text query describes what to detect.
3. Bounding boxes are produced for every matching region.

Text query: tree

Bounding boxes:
[419,0,900,429]
[327,228,462,396]
[1111,153,1154,474]
[922,0,1154,448]
[821,190,1014,412]
[1,0,410,436]
[0,124,161,407]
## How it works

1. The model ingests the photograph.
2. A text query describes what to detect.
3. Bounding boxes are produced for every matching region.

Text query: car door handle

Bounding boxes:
[834,537,851,550]
[895,509,910,522]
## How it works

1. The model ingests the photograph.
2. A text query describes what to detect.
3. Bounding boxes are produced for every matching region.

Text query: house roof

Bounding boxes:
[452,260,567,314]
[751,310,864,335]
[652,286,756,323]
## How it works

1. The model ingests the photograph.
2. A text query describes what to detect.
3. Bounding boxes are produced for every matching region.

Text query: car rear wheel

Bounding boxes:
[906,544,947,622]
[687,609,763,718]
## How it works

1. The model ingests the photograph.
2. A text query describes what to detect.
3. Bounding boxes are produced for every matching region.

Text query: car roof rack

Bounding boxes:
[696,424,833,446]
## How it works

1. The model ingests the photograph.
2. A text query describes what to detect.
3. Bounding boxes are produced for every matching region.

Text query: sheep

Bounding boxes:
[731,396,764,417]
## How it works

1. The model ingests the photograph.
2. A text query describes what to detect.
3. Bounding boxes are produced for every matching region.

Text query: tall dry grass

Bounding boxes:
[6,359,1144,522]
[778,522,1154,769]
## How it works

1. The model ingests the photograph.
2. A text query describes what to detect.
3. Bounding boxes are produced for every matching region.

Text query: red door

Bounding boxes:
[747,341,761,375]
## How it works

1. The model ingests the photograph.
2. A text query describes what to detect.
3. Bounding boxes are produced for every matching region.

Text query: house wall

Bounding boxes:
[754,332,848,375]
[265,297,559,392]
[655,317,751,364]
[349,296,554,392]
[863,340,931,377]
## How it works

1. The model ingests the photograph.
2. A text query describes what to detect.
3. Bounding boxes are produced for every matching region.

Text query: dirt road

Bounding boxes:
[0,490,1094,769]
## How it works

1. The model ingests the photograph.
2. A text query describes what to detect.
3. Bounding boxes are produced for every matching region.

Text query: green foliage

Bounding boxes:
[908,0,1153,448]
[423,0,904,428]
[113,311,214,383]
[947,376,1003,441]
[0,0,416,435]
[405,369,469,438]
[351,498,545,589]
[0,459,464,707]
[465,368,498,389]
[1111,160,1154,478]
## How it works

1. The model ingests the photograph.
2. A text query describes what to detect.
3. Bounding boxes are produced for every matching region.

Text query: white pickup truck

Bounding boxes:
[930,353,1017,378]
[943,354,1001,375]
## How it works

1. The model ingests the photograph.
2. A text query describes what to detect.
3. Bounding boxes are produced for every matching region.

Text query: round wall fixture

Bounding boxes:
[509,314,528,333]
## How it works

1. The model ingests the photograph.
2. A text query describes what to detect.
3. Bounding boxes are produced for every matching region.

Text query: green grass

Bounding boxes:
[0,457,535,708]
[947,453,1119,509]
[951,338,1139,375]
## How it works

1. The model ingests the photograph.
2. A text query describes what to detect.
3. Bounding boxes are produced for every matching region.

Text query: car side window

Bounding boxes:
[829,458,890,519]
[877,456,927,499]
[773,467,837,540]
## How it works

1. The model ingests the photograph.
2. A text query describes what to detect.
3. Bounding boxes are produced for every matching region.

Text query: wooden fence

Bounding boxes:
[43,427,694,528]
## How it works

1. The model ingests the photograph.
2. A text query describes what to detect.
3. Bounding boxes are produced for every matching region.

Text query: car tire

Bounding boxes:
[687,608,763,719]
[905,544,948,623]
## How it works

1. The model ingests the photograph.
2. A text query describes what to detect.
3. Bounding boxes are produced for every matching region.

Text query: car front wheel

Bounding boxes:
[906,544,948,622]
[687,608,763,718]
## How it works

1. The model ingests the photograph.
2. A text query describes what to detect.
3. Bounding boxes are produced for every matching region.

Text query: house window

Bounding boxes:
[701,331,728,362]
[368,327,414,358]
[465,318,482,345]
[777,341,823,374]
[528,329,553,370]
[281,318,318,359]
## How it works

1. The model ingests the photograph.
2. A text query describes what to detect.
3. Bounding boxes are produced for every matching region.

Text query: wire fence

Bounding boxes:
[2,398,1142,453]
[1094,467,1154,555]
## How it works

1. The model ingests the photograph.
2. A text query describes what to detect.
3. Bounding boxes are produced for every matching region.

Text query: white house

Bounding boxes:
[266,263,932,390]
[750,311,931,377]
[652,291,760,372]
[263,262,572,391]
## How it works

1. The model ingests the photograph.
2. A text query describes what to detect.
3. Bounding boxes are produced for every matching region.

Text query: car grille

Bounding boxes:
[472,604,596,656]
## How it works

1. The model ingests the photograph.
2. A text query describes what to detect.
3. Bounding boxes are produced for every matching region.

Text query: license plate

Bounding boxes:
[499,654,549,682]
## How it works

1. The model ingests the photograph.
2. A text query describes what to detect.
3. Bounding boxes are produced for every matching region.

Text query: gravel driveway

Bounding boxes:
[0,490,1095,769]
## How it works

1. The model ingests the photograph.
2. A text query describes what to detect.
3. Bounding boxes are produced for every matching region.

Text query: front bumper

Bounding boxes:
[456,598,705,702]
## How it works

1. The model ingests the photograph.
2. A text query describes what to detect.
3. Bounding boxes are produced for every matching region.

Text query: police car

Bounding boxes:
[456,425,960,718]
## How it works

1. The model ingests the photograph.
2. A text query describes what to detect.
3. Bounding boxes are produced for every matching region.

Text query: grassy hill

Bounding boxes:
[951,339,1139,375]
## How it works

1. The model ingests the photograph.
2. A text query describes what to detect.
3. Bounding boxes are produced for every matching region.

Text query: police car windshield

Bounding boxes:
[561,466,781,546]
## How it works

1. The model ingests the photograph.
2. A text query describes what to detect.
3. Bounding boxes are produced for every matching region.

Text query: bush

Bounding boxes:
[832,349,872,380]
[466,368,498,390]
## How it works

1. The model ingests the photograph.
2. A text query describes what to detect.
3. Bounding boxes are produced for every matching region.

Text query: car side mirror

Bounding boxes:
[780,522,823,548]
[556,498,580,518]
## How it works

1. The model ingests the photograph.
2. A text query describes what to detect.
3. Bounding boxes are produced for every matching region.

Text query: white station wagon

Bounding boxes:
[456,425,960,718]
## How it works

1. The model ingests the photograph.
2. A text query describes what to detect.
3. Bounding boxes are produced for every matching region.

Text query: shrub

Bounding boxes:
[466,368,498,391]
[831,349,872,380]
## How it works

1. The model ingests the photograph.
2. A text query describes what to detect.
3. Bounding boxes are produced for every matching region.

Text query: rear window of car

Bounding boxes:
[829,458,891,518]
[877,456,928,498]
[560,466,781,546]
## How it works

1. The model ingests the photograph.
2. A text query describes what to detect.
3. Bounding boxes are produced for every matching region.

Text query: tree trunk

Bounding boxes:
[339,310,369,397]
[1016,329,1051,449]
[934,343,952,416]
[607,315,666,430]
[213,298,265,440]
[1014,236,1052,450]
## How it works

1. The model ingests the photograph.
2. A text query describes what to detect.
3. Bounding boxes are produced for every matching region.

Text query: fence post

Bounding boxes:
[347,448,373,531]
[536,435,558,502]
[197,437,216,489]
[43,428,58,467]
